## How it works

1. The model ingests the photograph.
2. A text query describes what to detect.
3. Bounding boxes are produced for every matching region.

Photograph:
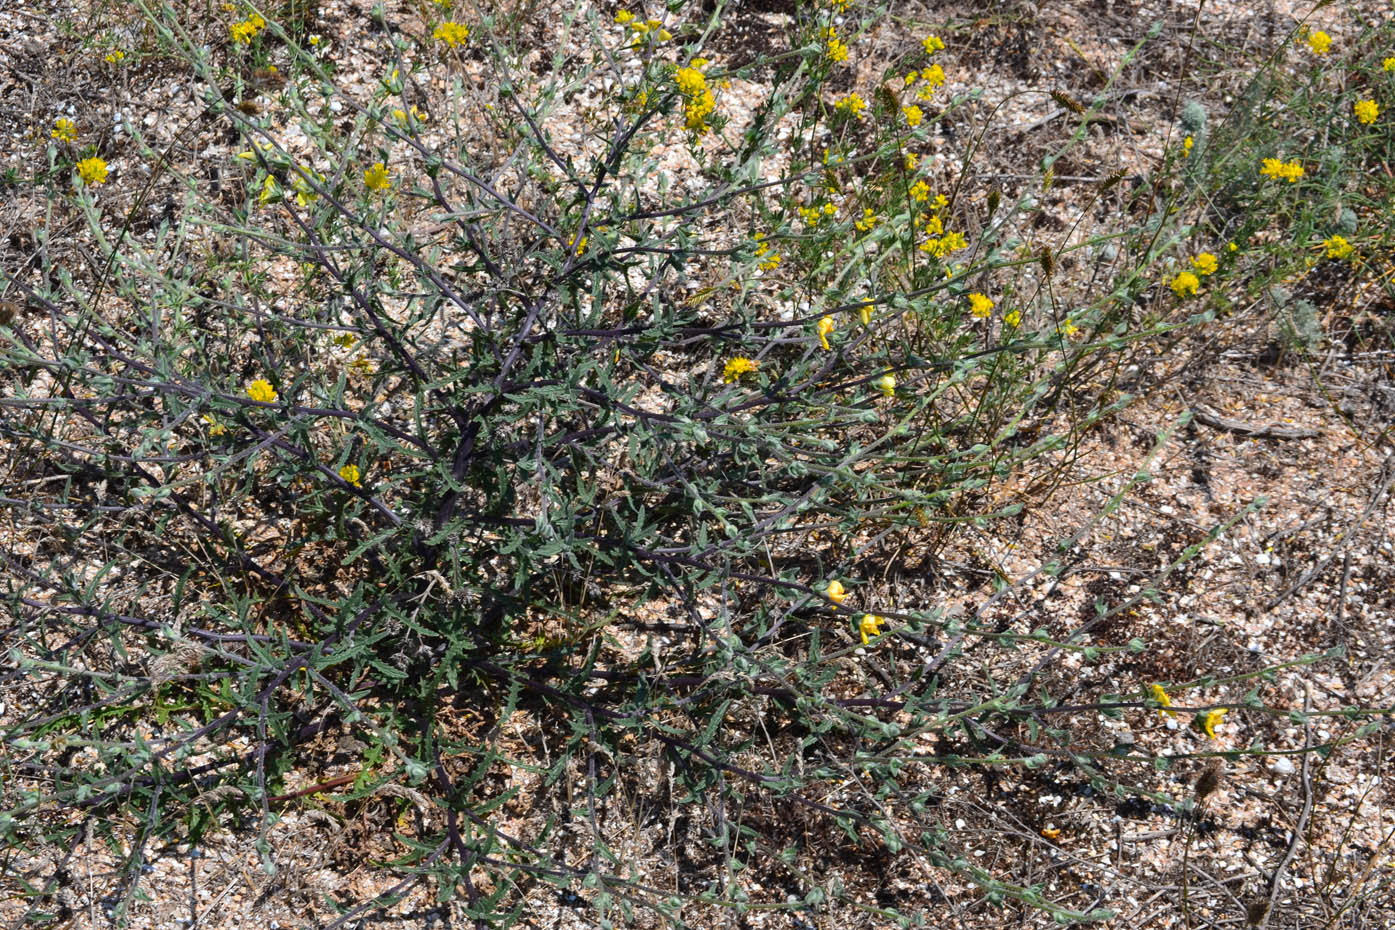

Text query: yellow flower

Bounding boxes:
[816,315,835,350]
[1227,241,1239,252]
[1323,234,1353,259]
[339,464,362,487]
[1150,684,1176,718]
[1171,271,1200,297]
[921,64,946,89]
[873,373,896,397]
[1305,30,1331,55]
[202,414,227,437]
[51,118,77,142]
[1004,309,1021,328]
[674,65,716,132]
[968,292,993,318]
[105,49,126,64]
[859,300,874,325]
[1059,317,1079,338]
[1191,252,1218,276]
[1385,57,1395,72]
[902,104,924,128]
[76,157,108,186]
[567,234,588,255]
[615,10,633,24]
[855,208,878,232]
[859,614,887,645]
[824,27,849,63]
[229,14,266,44]
[291,168,324,207]
[834,92,867,119]
[349,355,376,376]
[364,161,392,192]
[1198,707,1227,739]
[246,378,277,403]
[723,356,759,383]
[1354,99,1379,125]
[826,579,847,605]
[433,21,469,47]
[922,34,945,55]
[1260,158,1304,182]
[1183,135,1194,155]
[904,152,919,171]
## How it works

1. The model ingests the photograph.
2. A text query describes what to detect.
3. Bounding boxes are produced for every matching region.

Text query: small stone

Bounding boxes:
[1269,757,1296,776]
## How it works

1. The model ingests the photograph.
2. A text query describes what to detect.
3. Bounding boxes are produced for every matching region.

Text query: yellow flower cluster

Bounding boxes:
[616,12,672,42]
[1305,29,1331,55]
[247,378,277,403]
[824,27,849,63]
[433,21,469,46]
[229,13,266,44]
[291,168,324,207]
[968,293,993,318]
[339,464,362,487]
[854,208,877,232]
[922,34,945,55]
[902,104,923,128]
[1170,270,1200,297]
[51,118,77,142]
[364,161,392,191]
[798,201,838,226]
[1191,252,1218,276]
[76,156,108,186]
[723,356,759,383]
[105,49,126,64]
[905,64,946,101]
[1260,158,1304,182]
[753,233,781,271]
[674,64,716,133]
[1354,99,1378,125]
[834,92,867,119]
[1323,234,1352,259]
[1385,57,1395,72]
[908,179,930,202]
[919,223,965,258]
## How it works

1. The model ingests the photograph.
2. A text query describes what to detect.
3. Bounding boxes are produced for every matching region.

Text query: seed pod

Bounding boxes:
[874,82,900,114]
[1039,246,1055,277]
[986,189,1001,216]
[1099,170,1127,191]
[1050,89,1085,115]
[1194,760,1223,800]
